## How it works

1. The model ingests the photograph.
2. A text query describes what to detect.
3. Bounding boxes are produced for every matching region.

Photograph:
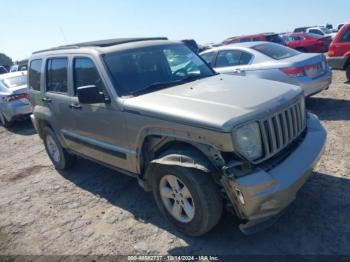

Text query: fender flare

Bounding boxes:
[142,146,215,192]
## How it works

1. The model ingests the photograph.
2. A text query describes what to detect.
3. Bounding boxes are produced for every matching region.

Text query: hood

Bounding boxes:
[122,74,302,131]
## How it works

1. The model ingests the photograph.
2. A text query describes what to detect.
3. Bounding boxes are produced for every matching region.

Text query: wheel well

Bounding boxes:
[36,119,52,138]
[140,136,225,191]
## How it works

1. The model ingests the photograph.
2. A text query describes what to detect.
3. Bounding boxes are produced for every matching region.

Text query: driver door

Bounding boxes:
[66,56,131,170]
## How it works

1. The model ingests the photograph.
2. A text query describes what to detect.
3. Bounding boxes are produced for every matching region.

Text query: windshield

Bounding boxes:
[103,44,215,96]
[2,74,27,88]
[252,42,300,60]
[265,34,285,44]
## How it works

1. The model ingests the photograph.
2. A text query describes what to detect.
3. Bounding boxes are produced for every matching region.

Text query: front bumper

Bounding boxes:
[222,113,326,234]
[327,56,348,70]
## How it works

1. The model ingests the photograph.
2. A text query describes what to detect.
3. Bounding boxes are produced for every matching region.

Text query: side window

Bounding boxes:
[216,50,242,67]
[29,59,42,91]
[73,58,105,95]
[200,52,215,65]
[239,38,251,43]
[46,58,68,93]
[309,29,322,35]
[240,52,253,65]
[341,28,350,42]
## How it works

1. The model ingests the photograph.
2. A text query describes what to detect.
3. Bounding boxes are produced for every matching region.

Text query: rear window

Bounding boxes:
[2,74,27,88]
[29,59,42,91]
[252,43,299,60]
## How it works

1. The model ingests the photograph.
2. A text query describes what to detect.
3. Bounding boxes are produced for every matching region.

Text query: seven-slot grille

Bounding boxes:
[257,97,306,163]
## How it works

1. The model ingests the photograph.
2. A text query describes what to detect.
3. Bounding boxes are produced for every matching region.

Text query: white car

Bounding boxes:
[0,71,32,127]
[200,42,332,97]
[305,27,336,38]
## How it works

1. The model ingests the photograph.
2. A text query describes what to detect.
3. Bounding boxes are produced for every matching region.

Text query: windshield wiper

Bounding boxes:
[129,80,184,96]
[129,74,213,96]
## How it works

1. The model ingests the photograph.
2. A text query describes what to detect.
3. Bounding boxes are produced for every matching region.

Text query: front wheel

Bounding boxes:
[152,165,223,236]
[346,65,350,81]
[43,127,75,170]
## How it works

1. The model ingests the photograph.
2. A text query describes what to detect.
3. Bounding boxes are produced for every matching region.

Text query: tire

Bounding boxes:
[0,112,10,128]
[346,65,350,82]
[43,127,75,170]
[152,164,223,236]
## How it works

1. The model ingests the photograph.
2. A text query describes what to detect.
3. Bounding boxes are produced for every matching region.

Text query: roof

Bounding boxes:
[200,41,268,54]
[226,32,278,40]
[32,37,168,54]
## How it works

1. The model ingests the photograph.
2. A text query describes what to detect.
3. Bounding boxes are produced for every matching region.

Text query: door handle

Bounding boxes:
[69,103,82,110]
[41,97,52,103]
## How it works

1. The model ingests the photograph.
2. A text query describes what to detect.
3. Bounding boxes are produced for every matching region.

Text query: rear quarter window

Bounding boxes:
[29,59,42,91]
[252,43,299,60]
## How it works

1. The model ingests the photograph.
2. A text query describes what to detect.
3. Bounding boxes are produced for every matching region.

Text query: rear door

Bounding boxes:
[66,56,131,170]
[213,49,253,75]
[43,57,76,139]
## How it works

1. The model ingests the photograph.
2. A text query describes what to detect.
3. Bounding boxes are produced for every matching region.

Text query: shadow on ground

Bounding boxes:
[59,159,350,255]
[306,97,350,121]
[5,119,36,136]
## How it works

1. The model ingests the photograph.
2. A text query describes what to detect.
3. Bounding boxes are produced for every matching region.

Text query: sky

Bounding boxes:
[1,0,349,61]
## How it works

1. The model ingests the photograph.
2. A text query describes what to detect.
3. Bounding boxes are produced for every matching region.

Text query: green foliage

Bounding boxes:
[0,53,13,66]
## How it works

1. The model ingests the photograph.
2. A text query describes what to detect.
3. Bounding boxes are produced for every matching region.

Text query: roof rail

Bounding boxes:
[32,37,168,54]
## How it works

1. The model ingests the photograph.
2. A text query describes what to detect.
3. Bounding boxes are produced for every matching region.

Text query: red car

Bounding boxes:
[327,23,350,81]
[223,33,285,45]
[280,33,331,53]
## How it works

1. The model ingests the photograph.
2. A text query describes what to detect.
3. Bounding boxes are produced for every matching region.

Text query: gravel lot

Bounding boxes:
[0,70,349,256]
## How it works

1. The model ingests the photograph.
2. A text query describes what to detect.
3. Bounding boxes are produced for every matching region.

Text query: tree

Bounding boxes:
[0,53,13,66]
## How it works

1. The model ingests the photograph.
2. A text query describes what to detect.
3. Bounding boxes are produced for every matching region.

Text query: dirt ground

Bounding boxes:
[0,70,349,256]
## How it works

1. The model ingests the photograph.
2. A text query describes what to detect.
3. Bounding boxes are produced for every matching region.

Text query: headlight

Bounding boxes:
[234,122,262,161]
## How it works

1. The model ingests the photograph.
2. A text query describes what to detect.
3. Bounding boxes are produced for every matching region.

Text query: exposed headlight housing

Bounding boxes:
[234,122,262,161]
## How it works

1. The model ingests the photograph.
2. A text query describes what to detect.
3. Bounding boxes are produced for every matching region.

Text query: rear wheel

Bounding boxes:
[43,127,75,170]
[152,165,223,236]
[0,112,10,128]
[346,65,350,81]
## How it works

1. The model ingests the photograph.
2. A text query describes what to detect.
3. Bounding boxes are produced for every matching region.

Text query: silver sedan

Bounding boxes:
[200,41,332,97]
[0,71,32,127]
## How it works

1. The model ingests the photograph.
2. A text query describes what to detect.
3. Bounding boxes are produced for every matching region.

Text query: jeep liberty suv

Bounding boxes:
[28,38,326,236]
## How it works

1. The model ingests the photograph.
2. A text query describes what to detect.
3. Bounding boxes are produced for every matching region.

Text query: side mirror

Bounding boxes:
[77,85,106,104]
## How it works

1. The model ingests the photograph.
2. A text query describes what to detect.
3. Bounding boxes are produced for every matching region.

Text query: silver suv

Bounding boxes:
[28,38,326,236]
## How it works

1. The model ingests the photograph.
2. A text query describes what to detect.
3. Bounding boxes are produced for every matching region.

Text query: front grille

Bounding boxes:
[256,98,306,163]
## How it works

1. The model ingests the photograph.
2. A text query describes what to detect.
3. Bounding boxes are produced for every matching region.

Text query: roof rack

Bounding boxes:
[32,37,168,54]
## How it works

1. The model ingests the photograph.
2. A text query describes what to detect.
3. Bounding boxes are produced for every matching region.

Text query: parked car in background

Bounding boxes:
[0,66,8,75]
[223,33,286,46]
[280,32,331,53]
[10,64,28,72]
[28,38,326,236]
[200,42,332,97]
[327,23,350,81]
[305,27,336,38]
[181,39,199,53]
[0,71,31,127]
